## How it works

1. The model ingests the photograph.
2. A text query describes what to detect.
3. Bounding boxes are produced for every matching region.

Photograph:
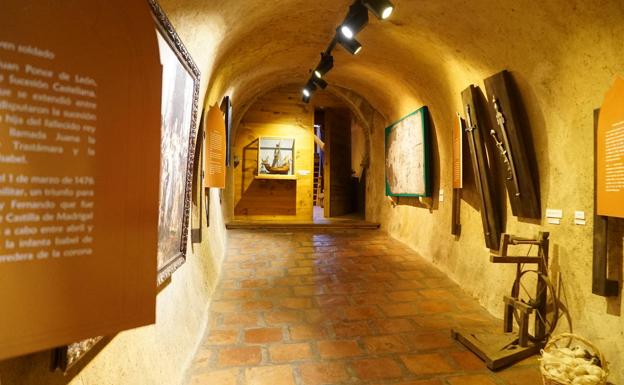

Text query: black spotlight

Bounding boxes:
[336,33,363,55]
[302,80,317,103]
[311,76,328,90]
[362,0,394,20]
[313,53,334,79]
[339,2,369,40]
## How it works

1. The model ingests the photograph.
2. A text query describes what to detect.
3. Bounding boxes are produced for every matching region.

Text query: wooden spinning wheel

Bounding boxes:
[506,269,559,345]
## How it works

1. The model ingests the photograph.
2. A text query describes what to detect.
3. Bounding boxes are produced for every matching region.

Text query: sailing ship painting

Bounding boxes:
[258,137,295,175]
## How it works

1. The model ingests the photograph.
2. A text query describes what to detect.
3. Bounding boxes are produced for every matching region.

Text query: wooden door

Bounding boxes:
[324,108,353,217]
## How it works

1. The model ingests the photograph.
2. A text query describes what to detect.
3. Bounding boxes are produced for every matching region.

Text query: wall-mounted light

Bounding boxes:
[339,2,369,40]
[314,53,334,79]
[362,0,394,20]
[337,34,363,55]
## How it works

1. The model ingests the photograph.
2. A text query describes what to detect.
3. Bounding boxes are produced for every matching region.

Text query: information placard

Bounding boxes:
[453,113,464,189]
[597,76,624,218]
[204,104,226,188]
[0,1,161,359]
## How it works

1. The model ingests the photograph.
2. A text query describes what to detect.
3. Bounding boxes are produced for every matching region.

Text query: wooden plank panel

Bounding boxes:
[484,70,540,219]
[462,85,502,250]
[325,108,354,217]
[233,86,314,221]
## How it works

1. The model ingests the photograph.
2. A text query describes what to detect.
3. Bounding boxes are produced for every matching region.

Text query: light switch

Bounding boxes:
[575,211,585,220]
[439,189,444,202]
[547,218,561,225]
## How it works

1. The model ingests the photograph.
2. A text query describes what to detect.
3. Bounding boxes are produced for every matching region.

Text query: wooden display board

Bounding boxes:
[597,76,624,218]
[204,104,226,188]
[462,85,501,250]
[0,1,161,360]
[484,70,540,219]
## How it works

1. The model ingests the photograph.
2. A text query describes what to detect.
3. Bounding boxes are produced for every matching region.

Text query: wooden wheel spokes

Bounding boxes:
[511,270,559,343]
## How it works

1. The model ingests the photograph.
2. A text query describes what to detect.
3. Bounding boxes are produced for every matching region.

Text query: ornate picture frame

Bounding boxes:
[150,0,201,285]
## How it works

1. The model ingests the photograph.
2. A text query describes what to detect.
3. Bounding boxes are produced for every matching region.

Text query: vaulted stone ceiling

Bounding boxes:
[159,0,623,127]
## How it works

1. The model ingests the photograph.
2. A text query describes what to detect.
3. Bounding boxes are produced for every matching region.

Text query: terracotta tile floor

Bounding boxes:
[186,229,540,385]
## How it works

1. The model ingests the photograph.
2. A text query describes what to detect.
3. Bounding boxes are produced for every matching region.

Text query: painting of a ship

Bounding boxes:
[258,137,295,175]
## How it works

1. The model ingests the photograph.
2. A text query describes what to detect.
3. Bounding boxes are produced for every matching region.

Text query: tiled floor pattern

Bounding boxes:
[186,229,540,385]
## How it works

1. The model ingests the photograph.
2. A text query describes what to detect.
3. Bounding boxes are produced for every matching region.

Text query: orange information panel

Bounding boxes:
[597,76,624,218]
[0,1,160,359]
[453,113,464,189]
[204,104,226,188]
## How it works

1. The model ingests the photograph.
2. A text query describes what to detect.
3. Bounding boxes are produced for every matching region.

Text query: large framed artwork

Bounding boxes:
[385,106,431,197]
[257,137,296,176]
[151,0,200,284]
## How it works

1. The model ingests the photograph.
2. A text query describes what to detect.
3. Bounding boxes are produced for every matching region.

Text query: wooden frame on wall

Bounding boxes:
[221,96,233,167]
[52,0,201,373]
[385,106,431,197]
[257,137,296,176]
[151,0,201,285]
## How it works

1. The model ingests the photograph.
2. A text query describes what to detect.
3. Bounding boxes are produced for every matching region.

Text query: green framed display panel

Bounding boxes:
[385,106,431,197]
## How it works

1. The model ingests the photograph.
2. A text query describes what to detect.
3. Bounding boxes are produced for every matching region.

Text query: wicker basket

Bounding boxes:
[540,333,609,385]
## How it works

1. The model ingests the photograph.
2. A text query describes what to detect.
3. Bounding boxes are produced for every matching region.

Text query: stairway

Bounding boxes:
[313,153,323,207]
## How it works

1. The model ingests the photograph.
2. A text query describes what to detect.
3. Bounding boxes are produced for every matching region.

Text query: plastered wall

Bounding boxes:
[363,22,624,385]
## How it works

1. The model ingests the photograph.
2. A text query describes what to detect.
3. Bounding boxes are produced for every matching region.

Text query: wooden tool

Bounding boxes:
[452,232,558,370]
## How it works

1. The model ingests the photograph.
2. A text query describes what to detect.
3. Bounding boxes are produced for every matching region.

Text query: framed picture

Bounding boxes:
[221,96,233,167]
[52,336,105,373]
[151,0,200,284]
[385,106,431,197]
[257,137,295,176]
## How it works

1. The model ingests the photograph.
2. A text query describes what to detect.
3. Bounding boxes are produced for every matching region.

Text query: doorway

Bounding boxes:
[312,108,365,223]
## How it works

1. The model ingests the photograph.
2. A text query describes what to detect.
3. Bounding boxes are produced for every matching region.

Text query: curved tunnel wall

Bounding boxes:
[190,0,624,380]
[0,1,623,384]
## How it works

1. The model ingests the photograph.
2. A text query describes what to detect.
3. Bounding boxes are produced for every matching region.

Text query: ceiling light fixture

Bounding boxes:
[337,34,363,55]
[301,0,395,103]
[339,2,369,40]
[302,80,318,103]
[311,76,328,90]
[313,53,334,79]
[362,0,394,20]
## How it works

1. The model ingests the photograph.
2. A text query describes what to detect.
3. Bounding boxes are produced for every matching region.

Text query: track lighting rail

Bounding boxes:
[302,0,394,103]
